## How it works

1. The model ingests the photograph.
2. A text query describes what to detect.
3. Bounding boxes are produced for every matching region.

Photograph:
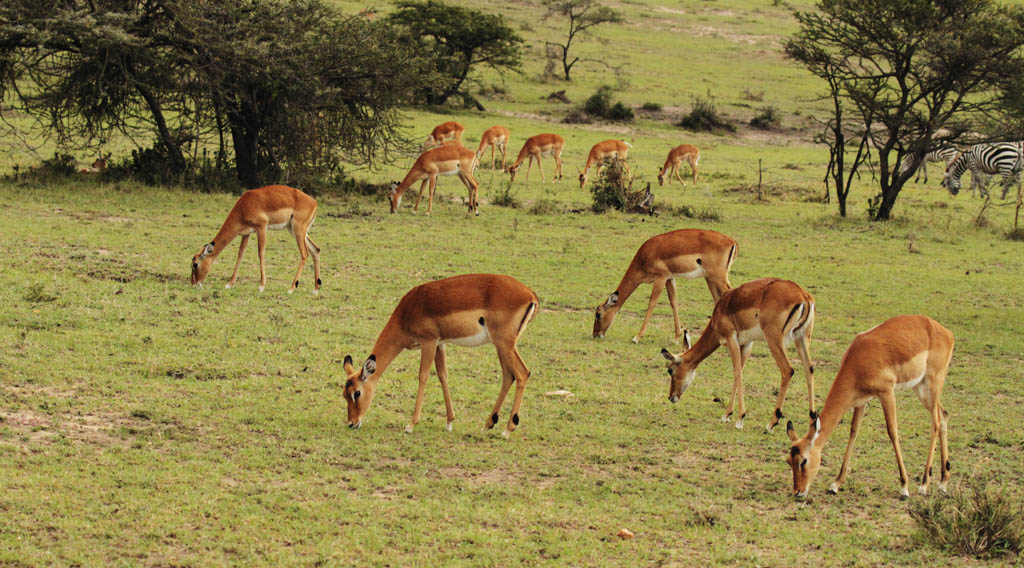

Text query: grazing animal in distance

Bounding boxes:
[657,144,700,186]
[190,185,321,293]
[594,229,736,343]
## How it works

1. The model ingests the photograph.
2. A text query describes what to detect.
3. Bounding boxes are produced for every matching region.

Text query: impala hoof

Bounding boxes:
[734,419,744,430]
[827,482,839,495]
[445,421,453,432]
[501,429,511,439]
[631,336,640,344]
[405,424,414,433]
[721,414,732,423]
[918,485,929,496]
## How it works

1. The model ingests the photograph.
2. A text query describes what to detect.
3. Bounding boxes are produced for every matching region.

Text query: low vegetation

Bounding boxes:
[910,476,1024,558]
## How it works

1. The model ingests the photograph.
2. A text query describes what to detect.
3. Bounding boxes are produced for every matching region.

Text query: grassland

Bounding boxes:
[2,0,1024,566]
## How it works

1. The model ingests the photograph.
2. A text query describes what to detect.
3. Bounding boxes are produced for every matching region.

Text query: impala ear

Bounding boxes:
[660,348,681,364]
[200,242,214,258]
[683,330,692,350]
[786,420,799,442]
[361,355,376,381]
[605,291,619,308]
[343,355,354,375]
[809,415,822,447]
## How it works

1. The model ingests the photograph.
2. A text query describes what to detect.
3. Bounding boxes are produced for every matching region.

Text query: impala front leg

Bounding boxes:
[633,278,666,343]
[226,234,250,289]
[256,226,268,292]
[407,340,438,433]
[723,335,747,428]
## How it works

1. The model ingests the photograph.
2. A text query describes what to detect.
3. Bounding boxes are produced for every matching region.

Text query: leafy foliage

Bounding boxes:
[590,159,651,213]
[387,0,523,109]
[583,86,634,122]
[786,0,1024,220]
[678,93,735,132]
[544,0,624,81]
[0,0,432,188]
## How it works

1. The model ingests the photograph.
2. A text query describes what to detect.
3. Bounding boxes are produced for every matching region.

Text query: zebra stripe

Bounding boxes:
[942,143,1023,198]
[899,147,958,184]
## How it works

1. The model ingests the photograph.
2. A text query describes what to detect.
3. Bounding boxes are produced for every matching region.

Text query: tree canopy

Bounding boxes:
[0,0,434,188]
[387,0,523,109]
[786,0,1024,220]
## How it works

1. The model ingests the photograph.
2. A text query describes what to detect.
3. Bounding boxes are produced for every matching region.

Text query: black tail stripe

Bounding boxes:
[782,304,802,333]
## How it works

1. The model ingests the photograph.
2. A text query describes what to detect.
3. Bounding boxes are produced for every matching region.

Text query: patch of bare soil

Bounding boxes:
[0,407,143,449]
[438,466,560,490]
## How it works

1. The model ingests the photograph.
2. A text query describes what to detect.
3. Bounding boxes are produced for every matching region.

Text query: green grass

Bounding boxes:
[1,176,1022,566]
[3,0,1024,565]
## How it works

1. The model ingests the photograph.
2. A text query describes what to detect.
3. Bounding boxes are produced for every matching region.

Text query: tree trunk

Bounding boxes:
[229,120,261,189]
[136,83,185,171]
[873,183,902,221]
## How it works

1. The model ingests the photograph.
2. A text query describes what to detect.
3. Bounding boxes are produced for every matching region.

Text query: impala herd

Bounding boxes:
[188,120,956,501]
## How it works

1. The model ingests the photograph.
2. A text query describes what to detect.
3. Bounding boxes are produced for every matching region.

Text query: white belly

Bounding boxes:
[442,327,491,347]
[267,220,291,230]
[736,326,765,344]
[438,168,460,176]
[672,266,705,280]
[894,370,927,392]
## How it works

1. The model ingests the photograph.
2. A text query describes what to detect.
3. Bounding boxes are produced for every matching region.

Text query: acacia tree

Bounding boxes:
[0,0,432,188]
[544,0,623,82]
[786,0,1024,220]
[387,0,523,110]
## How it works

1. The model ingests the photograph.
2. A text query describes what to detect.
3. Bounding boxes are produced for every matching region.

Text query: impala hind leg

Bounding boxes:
[916,370,948,495]
[304,234,322,293]
[256,226,268,292]
[830,404,866,495]
[435,345,455,431]
[633,278,666,343]
[765,332,796,431]
[407,340,438,433]
[287,223,310,295]
[501,343,532,438]
[664,278,683,343]
[484,351,516,433]
[226,234,250,289]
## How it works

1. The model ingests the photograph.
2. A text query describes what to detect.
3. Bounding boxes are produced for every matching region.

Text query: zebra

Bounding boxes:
[899,146,958,184]
[941,143,1023,199]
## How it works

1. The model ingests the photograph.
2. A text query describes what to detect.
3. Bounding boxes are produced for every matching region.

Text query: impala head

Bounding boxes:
[505,163,522,182]
[92,153,110,173]
[388,181,401,213]
[786,413,823,499]
[190,241,216,286]
[577,167,587,189]
[343,354,378,428]
[592,291,620,338]
[657,171,665,186]
[660,331,695,402]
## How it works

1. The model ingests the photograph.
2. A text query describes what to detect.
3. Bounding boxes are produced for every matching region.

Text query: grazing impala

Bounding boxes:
[505,133,565,183]
[78,153,111,174]
[423,121,465,150]
[786,315,954,500]
[390,143,480,215]
[474,125,511,170]
[342,274,539,437]
[190,185,321,293]
[660,278,815,431]
[658,144,700,186]
[593,229,736,343]
[578,139,632,189]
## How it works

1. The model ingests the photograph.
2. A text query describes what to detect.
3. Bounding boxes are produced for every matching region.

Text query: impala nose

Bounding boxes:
[669,395,679,403]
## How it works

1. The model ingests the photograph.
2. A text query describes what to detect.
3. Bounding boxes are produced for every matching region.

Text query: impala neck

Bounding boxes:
[363,323,409,386]
[807,371,857,452]
[207,220,243,259]
[682,322,721,367]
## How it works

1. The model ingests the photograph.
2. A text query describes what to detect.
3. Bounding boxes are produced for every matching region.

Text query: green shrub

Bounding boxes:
[607,102,635,122]
[641,101,662,112]
[909,477,1024,558]
[584,86,613,117]
[678,92,735,132]
[750,105,781,130]
[490,181,520,208]
[590,159,651,214]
